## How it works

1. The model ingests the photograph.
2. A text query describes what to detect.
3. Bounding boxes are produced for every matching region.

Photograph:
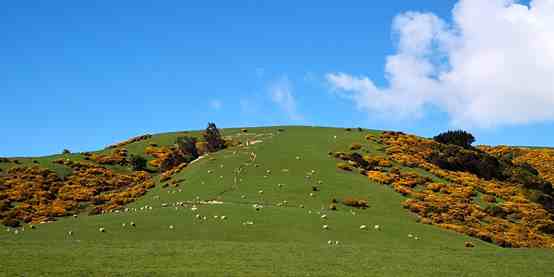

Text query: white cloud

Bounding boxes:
[210,99,222,110]
[326,0,554,128]
[269,76,303,121]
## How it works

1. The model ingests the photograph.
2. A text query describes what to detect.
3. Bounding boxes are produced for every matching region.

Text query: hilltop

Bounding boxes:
[1,126,554,276]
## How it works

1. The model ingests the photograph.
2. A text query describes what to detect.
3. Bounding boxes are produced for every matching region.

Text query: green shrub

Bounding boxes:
[129,155,147,171]
[176,136,199,160]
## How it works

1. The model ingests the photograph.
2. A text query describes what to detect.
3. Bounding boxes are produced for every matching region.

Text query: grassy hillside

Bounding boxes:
[1,126,553,276]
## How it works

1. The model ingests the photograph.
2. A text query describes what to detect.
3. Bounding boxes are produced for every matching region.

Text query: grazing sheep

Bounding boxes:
[317,180,323,185]
[214,215,219,219]
[327,240,333,245]
[208,170,213,174]
[296,156,301,160]
[320,214,327,219]
[243,221,254,226]
[277,183,283,188]
[130,222,136,227]
[195,214,201,219]
[241,195,246,199]
[408,234,413,238]
[220,216,227,220]
[122,223,127,227]
[99,227,105,233]
[360,225,367,230]
[202,216,207,220]
[333,135,337,139]
[258,190,264,194]
[253,204,263,211]
[30,225,36,229]
[322,225,329,230]
[73,214,78,218]
[374,225,380,230]
[335,241,340,245]
[169,225,174,230]
[68,231,73,236]
[266,169,271,174]
[220,164,224,168]
[299,204,305,208]
[191,206,198,212]
[14,230,19,235]
[414,236,420,240]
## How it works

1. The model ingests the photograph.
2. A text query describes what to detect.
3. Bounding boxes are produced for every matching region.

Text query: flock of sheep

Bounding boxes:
[4,131,424,246]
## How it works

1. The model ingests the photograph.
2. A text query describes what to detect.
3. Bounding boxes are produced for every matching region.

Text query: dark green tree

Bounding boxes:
[433,130,475,149]
[203,122,225,152]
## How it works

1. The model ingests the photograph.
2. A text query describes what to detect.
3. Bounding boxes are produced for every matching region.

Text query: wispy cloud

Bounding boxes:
[268,76,303,121]
[209,99,222,110]
[326,0,554,128]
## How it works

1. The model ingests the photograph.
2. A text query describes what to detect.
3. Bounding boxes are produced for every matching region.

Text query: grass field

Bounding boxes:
[1,126,553,276]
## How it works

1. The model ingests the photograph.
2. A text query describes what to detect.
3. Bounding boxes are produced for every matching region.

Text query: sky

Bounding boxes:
[1,0,553,157]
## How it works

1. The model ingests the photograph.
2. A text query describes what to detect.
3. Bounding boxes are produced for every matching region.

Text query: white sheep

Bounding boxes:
[408,233,413,238]
[321,214,327,219]
[360,225,367,230]
[99,227,105,233]
[68,231,73,236]
[195,214,201,219]
[322,225,329,230]
[327,240,333,245]
[309,192,315,197]
[214,215,219,219]
[374,225,380,230]
[220,216,227,220]
[130,222,136,227]
[295,156,301,160]
[414,236,420,240]
[258,190,264,194]
[241,195,246,199]
[122,223,127,227]
[335,241,340,245]
[169,225,174,230]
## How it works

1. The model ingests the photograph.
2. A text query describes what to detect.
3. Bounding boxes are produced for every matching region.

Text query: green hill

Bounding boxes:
[1,126,553,276]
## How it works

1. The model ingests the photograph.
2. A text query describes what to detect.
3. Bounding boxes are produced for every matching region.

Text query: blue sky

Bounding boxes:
[1,0,552,157]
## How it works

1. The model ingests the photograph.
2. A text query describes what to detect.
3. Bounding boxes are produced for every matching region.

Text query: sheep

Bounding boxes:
[295,156,301,160]
[202,216,207,220]
[322,225,329,230]
[333,135,337,139]
[277,183,283,188]
[122,223,127,227]
[220,216,227,220]
[73,214,78,218]
[214,215,219,219]
[241,195,247,199]
[299,204,305,208]
[266,169,271,174]
[334,241,340,245]
[408,233,413,238]
[321,214,328,219]
[99,227,106,233]
[169,225,174,230]
[465,241,475,248]
[360,225,367,230]
[258,190,264,194]
[327,240,333,245]
[14,230,19,235]
[374,225,380,230]
[195,214,201,219]
[414,236,420,240]
[68,231,73,236]
[220,164,224,168]
[309,192,315,197]
[317,180,323,185]
[191,206,198,212]
[208,170,213,174]
[253,204,263,211]
[243,221,254,226]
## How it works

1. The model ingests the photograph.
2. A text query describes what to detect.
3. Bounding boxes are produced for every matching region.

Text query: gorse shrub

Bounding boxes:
[176,136,199,161]
[433,130,475,149]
